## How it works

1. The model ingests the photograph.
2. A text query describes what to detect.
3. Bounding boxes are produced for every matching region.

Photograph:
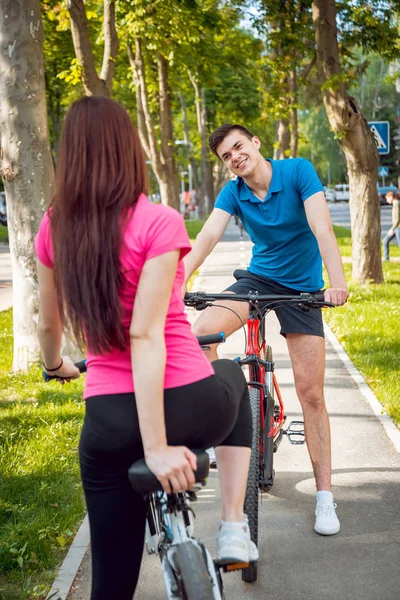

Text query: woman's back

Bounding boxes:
[35,193,213,399]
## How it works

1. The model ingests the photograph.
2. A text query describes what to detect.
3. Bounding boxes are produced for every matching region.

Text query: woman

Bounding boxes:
[35,96,257,599]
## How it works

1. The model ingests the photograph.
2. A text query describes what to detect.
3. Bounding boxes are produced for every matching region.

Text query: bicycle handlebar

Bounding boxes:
[197,332,226,346]
[42,359,87,382]
[184,290,335,309]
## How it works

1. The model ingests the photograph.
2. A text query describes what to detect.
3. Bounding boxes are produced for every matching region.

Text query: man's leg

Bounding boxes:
[192,297,249,361]
[286,333,340,535]
[286,333,330,490]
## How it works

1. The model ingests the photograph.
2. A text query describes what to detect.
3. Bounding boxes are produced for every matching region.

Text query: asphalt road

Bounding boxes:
[328,202,392,237]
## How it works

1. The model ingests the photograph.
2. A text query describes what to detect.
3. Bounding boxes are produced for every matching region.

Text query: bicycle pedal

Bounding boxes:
[214,559,250,572]
[285,420,305,445]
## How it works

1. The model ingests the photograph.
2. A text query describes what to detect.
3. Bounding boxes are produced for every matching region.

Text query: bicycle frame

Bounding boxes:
[241,304,286,461]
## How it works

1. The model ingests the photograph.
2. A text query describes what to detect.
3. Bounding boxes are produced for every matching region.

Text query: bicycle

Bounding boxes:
[184,289,334,584]
[44,333,251,600]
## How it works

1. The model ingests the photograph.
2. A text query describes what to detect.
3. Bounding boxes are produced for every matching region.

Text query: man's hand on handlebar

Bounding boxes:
[144,444,198,494]
[323,287,349,306]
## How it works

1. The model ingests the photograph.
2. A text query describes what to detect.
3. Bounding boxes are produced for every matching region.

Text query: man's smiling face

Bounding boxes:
[217,130,262,178]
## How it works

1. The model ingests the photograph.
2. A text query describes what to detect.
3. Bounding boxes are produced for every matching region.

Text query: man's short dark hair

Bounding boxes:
[209,124,254,157]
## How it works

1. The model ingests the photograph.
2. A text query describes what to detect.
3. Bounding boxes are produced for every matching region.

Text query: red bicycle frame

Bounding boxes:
[245,314,285,446]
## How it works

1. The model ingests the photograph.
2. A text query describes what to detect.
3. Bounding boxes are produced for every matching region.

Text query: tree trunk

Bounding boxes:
[67,0,118,96]
[0,0,54,370]
[206,160,215,210]
[46,63,62,160]
[312,0,383,284]
[201,88,214,215]
[158,54,180,211]
[290,68,298,158]
[187,71,207,218]
[128,42,180,210]
[274,118,290,160]
[179,92,200,193]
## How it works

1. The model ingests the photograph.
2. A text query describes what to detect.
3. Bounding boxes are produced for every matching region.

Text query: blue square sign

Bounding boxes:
[368,121,390,155]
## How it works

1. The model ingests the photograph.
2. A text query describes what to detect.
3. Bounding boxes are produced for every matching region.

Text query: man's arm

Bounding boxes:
[304,192,349,306]
[183,208,231,285]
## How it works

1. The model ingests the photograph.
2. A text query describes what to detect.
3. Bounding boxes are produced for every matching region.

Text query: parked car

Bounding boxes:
[377,185,399,206]
[324,184,350,202]
[324,187,336,202]
[0,192,7,227]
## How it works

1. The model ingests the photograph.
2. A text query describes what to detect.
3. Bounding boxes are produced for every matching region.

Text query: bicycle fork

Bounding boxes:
[146,492,223,599]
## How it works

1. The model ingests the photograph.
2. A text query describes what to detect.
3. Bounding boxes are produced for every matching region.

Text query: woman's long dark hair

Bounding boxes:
[50,96,147,354]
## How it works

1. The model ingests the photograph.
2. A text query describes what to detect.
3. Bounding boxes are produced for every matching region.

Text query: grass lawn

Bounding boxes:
[0,310,86,600]
[333,224,400,258]
[184,218,206,240]
[325,226,400,427]
[0,226,8,243]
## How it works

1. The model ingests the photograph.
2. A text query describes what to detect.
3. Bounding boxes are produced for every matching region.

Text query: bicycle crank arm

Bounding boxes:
[284,420,306,445]
[273,428,285,453]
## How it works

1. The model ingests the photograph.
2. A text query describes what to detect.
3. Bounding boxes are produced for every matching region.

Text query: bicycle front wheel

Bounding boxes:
[174,542,214,599]
[242,387,260,584]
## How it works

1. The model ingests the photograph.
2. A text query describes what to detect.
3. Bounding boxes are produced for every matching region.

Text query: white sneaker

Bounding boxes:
[206,447,217,468]
[315,502,340,535]
[216,519,259,563]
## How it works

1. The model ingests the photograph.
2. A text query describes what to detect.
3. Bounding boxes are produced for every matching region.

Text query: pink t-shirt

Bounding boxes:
[35,194,214,399]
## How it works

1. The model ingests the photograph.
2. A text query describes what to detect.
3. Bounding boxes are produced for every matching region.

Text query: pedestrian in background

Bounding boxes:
[383,190,400,261]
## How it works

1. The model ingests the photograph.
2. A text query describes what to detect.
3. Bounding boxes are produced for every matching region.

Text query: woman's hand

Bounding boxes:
[145,444,197,494]
[44,356,81,384]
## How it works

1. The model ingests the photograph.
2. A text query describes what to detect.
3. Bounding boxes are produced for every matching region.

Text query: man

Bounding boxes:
[183,124,349,536]
[383,189,400,261]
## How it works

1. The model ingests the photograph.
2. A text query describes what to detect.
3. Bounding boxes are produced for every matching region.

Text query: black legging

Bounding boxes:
[79,359,252,600]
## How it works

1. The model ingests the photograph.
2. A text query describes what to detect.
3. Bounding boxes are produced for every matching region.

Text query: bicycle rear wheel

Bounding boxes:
[242,387,260,584]
[174,541,214,599]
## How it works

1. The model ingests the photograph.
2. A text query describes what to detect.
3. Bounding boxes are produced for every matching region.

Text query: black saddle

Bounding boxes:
[128,450,210,495]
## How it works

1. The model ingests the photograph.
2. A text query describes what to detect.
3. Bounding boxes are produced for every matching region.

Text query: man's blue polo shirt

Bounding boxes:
[214,158,324,291]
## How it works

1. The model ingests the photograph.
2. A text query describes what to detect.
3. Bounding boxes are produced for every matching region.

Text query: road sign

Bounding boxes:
[378,166,389,177]
[368,121,390,155]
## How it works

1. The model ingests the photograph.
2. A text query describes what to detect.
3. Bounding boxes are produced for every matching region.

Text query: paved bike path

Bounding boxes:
[67,218,400,600]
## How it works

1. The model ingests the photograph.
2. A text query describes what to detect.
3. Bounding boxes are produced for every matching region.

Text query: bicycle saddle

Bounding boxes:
[128,450,210,495]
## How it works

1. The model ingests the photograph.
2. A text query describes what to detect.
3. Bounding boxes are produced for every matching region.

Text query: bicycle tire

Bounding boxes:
[174,542,214,600]
[260,389,275,492]
[242,387,260,584]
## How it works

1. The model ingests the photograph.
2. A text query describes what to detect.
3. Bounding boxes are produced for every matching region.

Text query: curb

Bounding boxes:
[324,321,400,454]
[46,516,90,600]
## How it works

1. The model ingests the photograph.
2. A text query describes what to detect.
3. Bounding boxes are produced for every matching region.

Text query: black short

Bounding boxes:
[225,269,324,338]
